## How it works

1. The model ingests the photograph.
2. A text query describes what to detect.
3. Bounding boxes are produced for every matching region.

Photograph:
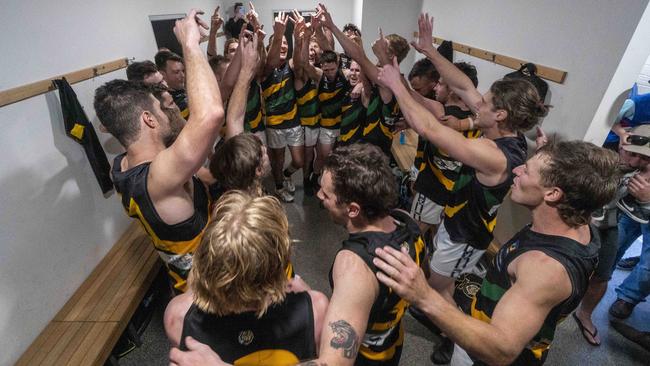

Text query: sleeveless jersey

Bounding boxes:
[111,153,210,292]
[245,81,265,133]
[181,291,317,365]
[361,86,395,157]
[329,210,426,365]
[443,135,527,250]
[471,225,599,365]
[170,88,189,119]
[296,79,320,128]
[339,90,366,145]
[414,105,479,205]
[318,69,350,129]
[261,63,299,129]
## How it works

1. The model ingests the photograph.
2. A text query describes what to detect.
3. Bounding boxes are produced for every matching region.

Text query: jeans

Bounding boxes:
[614,214,650,304]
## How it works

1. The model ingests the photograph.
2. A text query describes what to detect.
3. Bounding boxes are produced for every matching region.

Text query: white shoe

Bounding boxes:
[276,187,295,203]
[283,177,296,193]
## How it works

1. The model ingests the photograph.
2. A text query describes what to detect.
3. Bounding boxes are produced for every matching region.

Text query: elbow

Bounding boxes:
[197,108,225,131]
[481,347,520,366]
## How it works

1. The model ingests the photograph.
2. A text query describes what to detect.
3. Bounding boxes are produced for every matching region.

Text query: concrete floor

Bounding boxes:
[122,177,650,365]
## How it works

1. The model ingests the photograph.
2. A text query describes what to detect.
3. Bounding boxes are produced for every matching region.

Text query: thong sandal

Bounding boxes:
[572,312,601,346]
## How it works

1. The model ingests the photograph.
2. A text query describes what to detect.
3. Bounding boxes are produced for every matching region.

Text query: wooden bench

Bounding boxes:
[16,222,162,366]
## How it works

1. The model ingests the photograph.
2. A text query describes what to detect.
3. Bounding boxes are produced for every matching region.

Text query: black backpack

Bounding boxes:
[504,63,549,101]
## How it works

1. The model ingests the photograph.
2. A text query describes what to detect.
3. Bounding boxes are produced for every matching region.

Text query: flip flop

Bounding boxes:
[572,312,601,346]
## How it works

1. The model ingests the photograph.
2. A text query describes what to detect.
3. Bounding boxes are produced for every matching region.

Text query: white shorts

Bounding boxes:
[410,192,444,225]
[304,126,320,147]
[430,223,486,279]
[266,125,304,149]
[318,127,340,145]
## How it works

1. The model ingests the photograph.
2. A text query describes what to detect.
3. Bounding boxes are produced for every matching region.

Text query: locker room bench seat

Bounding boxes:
[16,222,162,366]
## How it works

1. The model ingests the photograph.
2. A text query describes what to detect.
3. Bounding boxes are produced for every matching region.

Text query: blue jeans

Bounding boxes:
[614,214,650,304]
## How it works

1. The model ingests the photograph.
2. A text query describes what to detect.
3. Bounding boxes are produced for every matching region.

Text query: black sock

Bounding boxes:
[283,165,298,178]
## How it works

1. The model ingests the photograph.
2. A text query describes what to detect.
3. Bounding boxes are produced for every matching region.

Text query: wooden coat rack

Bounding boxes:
[426,36,567,84]
[0,58,129,108]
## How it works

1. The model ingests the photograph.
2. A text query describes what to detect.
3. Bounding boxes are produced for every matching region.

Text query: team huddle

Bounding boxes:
[94,3,623,366]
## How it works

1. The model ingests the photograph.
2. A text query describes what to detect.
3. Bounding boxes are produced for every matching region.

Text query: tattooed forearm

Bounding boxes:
[328,319,360,359]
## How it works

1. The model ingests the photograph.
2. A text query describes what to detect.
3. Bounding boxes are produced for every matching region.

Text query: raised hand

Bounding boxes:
[273,11,288,36]
[174,9,210,46]
[377,56,403,90]
[246,2,261,31]
[211,6,223,31]
[411,13,435,54]
[290,9,306,39]
[240,30,260,77]
[372,27,391,64]
[316,3,334,29]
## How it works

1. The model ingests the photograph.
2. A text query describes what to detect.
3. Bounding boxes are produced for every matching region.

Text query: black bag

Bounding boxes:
[504,63,549,101]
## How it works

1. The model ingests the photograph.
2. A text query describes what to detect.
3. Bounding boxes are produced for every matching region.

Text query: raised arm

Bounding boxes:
[373,246,571,366]
[312,15,334,52]
[412,13,482,113]
[219,23,248,101]
[378,57,506,179]
[207,6,223,58]
[226,31,259,139]
[264,11,288,75]
[317,4,380,84]
[148,9,225,196]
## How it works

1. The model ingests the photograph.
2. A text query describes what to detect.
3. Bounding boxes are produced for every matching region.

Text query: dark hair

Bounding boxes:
[126,60,158,81]
[94,80,156,147]
[342,23,361,37]
[537,141,621,227]
[408,58,439,82]
[154,50,183,71]
[454,62,478,87]
[323,143,398,222]
[320,50,339,65]
[209,55,228,73]
[234,2,243,8]
[210,133,264,196]
[385,34,409,64]
[490,79,548,133]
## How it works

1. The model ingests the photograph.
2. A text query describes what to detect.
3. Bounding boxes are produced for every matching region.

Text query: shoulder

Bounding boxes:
[508,250,572,303]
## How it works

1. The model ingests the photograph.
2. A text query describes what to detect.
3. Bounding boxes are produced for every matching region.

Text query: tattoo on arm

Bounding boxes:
[328,320,360,359]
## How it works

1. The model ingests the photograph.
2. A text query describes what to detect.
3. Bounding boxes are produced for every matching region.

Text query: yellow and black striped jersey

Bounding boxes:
[318,70,350,130]
[296,79,320,128]
[111,153,210,293]
[414,105,478,206]
[180,291,317,365]
[329,210,425,365]
[261,63,299,130]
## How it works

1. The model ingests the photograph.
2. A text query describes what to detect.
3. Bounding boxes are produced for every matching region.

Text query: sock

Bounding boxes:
[283,165,298,178]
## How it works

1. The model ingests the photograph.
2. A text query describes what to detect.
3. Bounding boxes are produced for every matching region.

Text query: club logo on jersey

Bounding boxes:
[238,330,254,346]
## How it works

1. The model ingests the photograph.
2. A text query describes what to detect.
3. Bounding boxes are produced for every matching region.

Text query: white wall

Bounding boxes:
[242,0,354,53]
[360,0,423,75]
[0,1,219,365]
[584,4,650,144]
[421,0,649,140]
